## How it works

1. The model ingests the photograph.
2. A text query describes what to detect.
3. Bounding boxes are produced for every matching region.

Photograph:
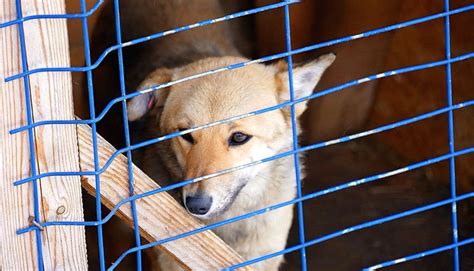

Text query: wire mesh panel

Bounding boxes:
[1,0,473,270]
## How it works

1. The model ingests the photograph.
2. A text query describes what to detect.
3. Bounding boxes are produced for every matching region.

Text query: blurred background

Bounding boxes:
[66,0,474,270]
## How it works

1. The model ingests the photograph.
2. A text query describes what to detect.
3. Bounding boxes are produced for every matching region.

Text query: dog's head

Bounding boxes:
[128,54,335,219]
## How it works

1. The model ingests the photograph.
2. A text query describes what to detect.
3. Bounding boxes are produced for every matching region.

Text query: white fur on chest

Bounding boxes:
[207,157,298,270]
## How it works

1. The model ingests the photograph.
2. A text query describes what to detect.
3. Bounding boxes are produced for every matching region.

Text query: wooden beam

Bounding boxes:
[77,124,254,271]
[0,2,38,269]
[0,0,88,269]
[22,0,89,269]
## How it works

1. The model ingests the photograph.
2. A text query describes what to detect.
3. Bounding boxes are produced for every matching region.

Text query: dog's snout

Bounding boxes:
[185,195,213,215]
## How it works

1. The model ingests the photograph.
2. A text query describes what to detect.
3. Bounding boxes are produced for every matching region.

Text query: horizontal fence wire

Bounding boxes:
[11,52,474,187]
[6,3,474,135]
[364,237,474,270]
[1,0,473,270]
[0,0,103,28]
[14,108,474,232]
[3,0,300,82]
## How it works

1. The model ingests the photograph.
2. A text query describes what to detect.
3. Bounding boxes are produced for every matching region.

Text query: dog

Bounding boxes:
[93,1,334,270]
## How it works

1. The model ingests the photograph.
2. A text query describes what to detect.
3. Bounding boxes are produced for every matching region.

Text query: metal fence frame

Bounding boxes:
[1,0,474,270]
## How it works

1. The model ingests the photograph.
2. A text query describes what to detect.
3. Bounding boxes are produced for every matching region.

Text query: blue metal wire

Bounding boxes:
[14,0,44,269]
[12,52,474,186]
[226,191,474,270]
[15,144,474,260]
[3,4,473,84]
[16,100,474,234]
[113,0,142,269]
[444,1,460,270]
[79,0,106,269]
[2,1,299,82]
[8,4,474,134]
[0,0,104,28]
[364,237,474,270]
[3,0,473,270]
[108,147,474,270]
[283,2,308,270]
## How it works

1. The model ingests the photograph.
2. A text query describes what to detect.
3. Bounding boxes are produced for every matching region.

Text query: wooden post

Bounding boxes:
[0,0,88,269]
[0,3,38,268]
[78,124,254,271]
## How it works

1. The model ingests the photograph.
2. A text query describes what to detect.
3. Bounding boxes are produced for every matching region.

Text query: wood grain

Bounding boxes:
[77,124,253,271]
[23,0,89,269]
[0,1,38,269]
[1,0,88,269]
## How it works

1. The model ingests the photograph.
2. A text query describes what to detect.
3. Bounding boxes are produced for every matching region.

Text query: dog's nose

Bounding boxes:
[185,195,212,215]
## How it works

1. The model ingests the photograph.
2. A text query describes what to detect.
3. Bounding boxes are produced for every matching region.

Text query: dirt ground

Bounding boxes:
[282,139,474,271]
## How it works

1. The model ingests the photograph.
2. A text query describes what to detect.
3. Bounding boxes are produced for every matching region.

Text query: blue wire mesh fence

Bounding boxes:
[1,0,474,270]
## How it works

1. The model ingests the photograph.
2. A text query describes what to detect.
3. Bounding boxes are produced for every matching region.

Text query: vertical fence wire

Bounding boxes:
[113,0,143,269]
[79,0,106,269]
[283,3,308,270]
[13,0,45,269]
[444,0,460,270]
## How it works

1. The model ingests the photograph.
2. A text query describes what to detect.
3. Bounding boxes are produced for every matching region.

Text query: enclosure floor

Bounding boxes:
[283,139,474,271]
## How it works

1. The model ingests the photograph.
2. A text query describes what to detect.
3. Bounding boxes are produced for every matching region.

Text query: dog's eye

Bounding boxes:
[229,132,251,146]
[178,128,194,144]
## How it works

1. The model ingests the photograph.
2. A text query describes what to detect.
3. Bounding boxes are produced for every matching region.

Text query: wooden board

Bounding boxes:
[0,0,88,269]
[0,2,38,269]
[77,124,254,271]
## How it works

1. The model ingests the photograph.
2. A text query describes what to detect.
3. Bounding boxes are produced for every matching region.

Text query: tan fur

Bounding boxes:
[111,1,335,270]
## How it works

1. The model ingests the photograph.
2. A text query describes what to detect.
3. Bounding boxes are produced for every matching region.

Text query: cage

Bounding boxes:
[1,0,473,270]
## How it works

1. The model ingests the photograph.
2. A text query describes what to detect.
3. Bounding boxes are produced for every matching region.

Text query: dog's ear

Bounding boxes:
[275,53,335,117]
[127,68,172,121]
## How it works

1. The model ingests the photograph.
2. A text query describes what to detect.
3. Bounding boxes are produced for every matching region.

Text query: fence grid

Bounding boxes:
[1,0,473,270]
